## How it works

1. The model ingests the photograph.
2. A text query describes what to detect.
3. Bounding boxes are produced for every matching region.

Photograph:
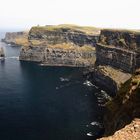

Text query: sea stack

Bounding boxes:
[0,47,5,59]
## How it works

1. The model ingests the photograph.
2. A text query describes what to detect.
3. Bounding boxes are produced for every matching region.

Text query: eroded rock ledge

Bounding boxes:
[19,24,100,67]
[98,70,140,140]
[92,65,131,94]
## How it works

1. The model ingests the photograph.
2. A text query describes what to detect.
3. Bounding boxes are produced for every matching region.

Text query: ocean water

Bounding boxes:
[0,38,106,140]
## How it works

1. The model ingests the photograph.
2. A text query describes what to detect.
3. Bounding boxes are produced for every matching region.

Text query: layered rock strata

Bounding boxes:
[98,69,140,140]
[92,29,140,93]
[19,25,100,67]
[92,66,131,94]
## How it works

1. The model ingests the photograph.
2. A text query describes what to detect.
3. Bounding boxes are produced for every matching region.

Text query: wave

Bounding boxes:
[56,82,71,90]
[83,80,94,87]
[90,121,103,128]
[5,56,19,60]
[87,132,93,136]
[60,77,70,82]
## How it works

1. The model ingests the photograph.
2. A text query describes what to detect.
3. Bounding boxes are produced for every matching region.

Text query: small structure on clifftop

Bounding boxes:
[0,47,5,59]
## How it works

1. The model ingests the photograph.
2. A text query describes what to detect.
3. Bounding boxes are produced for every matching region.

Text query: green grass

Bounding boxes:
[30,24,100,35]
[101,29,140,35]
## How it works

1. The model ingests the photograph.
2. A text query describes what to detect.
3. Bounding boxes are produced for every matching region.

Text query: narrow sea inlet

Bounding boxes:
[0,40,105,140]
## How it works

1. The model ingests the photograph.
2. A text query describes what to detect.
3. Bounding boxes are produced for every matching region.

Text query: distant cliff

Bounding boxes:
[19,25,100,67]
[2,31,29,47]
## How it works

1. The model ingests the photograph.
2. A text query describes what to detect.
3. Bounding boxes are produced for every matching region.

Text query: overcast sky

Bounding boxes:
[0,0,139,31]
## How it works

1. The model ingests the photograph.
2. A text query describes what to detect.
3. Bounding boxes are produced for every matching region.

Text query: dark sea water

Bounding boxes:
[0,35,106,140]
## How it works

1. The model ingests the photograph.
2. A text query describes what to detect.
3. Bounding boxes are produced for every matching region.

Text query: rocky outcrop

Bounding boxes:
[92,29,140,94]
[97,29,140,73]
[92,66,131,94]
[2,31,28,47]
[98,69,140,140]
[96,44,136,73]
[19,25,100,67]
[94,30,140,140]
[99,118,140,140]
[20,44,95,67]
[0,47,5,58]
[99,29,140,50]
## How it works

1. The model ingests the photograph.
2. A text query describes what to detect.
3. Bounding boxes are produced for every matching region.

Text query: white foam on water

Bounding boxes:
[39,63,45,66]
[60,77,69,82]
[83,80,94,87]
[0,57,4,60]
[87,132,93,137]
[90,121,103,128]
[5,56,19,60]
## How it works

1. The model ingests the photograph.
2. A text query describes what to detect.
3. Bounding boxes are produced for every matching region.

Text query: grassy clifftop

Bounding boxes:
[30,24,100,36]
[27,24,100,47]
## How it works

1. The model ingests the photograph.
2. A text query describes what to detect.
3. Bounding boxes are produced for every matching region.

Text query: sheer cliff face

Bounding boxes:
[19,25,99,67]
[28,26,99,46]
[92,29,140,93]
[96,30,140,73]
[99,30,140,50]
[98,70,140,140]
[96,44,136,73]
[95,30,140,140]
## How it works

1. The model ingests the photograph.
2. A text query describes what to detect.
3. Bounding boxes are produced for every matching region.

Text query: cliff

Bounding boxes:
[93,29,140,139]
[28,24,99,46]
[92,65,131,94]
[19,24,100,67]
[97,29,140,73]
[92,29,140,93]
[2,31,29,47]
[98,69,140,140]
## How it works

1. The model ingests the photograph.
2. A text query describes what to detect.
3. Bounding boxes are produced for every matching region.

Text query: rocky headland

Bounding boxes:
[2,31,28,47]
[19,24,100,67]
[98,69,140,140]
